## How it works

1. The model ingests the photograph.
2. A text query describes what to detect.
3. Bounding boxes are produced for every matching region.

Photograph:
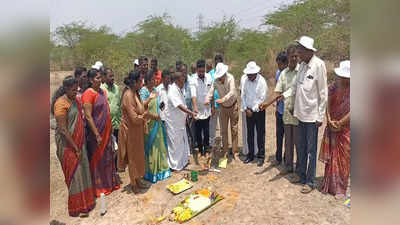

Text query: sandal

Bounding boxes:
[301,185,314,194]
[79,212,89,218]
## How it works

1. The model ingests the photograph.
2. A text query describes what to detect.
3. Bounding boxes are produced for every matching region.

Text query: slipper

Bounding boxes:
[79,212,89,218]
[301,185,313,194]
[219,157,227,168]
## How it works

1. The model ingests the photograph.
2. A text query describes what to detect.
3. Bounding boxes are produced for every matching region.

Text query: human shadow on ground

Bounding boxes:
[122,183,151,195]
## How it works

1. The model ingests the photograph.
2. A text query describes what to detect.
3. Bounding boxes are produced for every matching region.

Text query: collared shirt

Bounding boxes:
[184,74,193,110]
[275,66,299,125]
[206,73,237,108]
[241,74,268,112]
[275,70,284,115]
[156,83,169,121]
[167,82,187,128]
[282,55,328,123]
[208,68,220,109]
[239,74,247,112]
[190,73,212,119]
[100,83,121,129]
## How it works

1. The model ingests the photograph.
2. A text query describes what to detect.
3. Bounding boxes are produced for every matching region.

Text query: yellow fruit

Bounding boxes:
[173,206,184,214]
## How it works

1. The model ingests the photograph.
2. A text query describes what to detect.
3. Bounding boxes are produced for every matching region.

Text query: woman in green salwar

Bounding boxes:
[140,72,171,183]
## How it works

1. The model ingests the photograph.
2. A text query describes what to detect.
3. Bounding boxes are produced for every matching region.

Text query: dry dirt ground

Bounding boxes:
[50,71,350,225]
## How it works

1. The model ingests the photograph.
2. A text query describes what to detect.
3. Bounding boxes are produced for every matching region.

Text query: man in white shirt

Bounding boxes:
[281,36,328,193]
[240,72,258,157]
[241,61,268,167]
[191,59,213,157]
[165,72,197,171]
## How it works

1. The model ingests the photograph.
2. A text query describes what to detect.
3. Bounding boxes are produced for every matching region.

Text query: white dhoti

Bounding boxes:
[241,111,258,155]
[166,121,190,170]
[166,83,191,171]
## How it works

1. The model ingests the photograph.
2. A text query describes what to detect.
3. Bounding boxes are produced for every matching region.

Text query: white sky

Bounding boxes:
[50,0,294,35]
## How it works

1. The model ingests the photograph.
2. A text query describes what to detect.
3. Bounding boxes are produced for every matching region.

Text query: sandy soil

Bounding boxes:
[50,71,350,225]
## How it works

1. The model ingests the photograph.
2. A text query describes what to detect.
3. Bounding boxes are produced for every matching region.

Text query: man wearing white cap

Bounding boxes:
[205,62,239,161]
[239,68,258,157]
[241,61,268,167]
[281,36,328,193]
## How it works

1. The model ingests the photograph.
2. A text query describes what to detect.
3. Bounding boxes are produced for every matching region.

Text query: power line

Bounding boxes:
[196,14,204,33]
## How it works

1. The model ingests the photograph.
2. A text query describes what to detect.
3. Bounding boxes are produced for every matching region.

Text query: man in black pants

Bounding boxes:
[241,61,268,167]
[191,59,213,157]
[274,52,288,165]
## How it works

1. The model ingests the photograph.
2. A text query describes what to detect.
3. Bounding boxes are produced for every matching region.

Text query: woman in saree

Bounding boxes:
[319,60,351,198]
[139,71,157,106]
[82,69,121,197]
[51,76,95,217]
[140,72,171,183]
[118,71,153,193]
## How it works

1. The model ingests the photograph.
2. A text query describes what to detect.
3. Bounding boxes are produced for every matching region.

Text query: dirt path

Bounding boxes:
[50,71,350,225]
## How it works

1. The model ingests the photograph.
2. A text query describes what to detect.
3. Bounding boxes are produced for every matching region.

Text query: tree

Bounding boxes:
[196,16,239,59]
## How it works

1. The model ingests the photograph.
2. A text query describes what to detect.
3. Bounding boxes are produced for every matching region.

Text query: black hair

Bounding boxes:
[144,71,154,85]
[151,57,158,63]
[196,59,206,69]
[123,76,131,86]
[121,70,141,103]
[128,70,141,85]
[139,56,148,64]
[176,60,183,71]
[276,51,288,64]
[178,63,187,72]
[214,54,223,63]
[85,69,98,90]
[176,60,183,67]
[74,67,87,78]
[171,71,183,82]
[162,69,170,79]
[101,67,112,76]
[286,44,298,55]
[51,76,78,115]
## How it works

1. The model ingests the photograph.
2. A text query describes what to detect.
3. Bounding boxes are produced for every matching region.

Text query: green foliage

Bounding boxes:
[51,0,350,84]
[196,17,238,59]
[264,0,350,60]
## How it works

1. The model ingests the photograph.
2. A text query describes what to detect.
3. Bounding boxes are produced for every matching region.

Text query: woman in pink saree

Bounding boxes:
[319,61,351,198]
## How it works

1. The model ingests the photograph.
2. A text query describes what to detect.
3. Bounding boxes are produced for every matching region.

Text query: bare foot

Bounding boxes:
[335,194,345,200]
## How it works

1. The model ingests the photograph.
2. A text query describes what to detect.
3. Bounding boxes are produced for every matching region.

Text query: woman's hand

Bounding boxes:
[149,91,158,100]
[329,120,342,132]
[96,134,102,146]
[74,146,82,161]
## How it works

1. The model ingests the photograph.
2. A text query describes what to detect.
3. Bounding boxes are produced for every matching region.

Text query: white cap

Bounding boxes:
[92,61,103,70]
[243,61,261,74]
[214,63,229,79]
[334,60,350,78]
[296,36,317,52]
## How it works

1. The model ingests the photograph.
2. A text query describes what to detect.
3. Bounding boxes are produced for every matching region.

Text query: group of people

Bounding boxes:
[51,35,350,218]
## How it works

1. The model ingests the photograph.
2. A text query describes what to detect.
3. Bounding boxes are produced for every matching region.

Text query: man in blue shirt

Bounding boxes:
[273,52,288,165]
